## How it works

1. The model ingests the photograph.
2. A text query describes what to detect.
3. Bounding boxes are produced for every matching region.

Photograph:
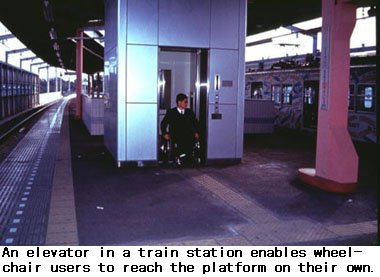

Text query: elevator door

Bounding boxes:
[158,48,208,162]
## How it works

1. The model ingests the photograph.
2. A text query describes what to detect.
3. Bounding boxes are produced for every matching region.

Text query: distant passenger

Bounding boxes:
[161,93,199,164]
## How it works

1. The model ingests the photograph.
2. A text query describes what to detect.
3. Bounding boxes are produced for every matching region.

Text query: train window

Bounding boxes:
[282,85,292,104]
[271,85,281,103]
[250,82,263,99]
[348,85,355,111]
[357,85,375,112]
[304,85,317,105]
[356,85,375,112]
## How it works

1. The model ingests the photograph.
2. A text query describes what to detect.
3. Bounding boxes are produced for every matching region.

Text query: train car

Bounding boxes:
[245,55,376,143]
[0,60,40,121]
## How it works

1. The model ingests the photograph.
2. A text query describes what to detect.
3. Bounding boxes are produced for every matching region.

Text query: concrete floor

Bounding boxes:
[68,103,378,246]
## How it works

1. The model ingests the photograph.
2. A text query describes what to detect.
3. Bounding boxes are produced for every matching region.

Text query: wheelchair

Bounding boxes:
[159,135,201,166]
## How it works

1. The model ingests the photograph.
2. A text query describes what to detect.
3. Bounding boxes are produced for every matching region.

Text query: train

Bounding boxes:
[245,54,377,143]
[0,60,40,121]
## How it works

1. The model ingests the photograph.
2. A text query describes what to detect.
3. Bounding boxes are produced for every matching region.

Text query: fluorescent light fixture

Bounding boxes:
[43,1,54,23]
[53,42,59,51]
[49,28,57,40]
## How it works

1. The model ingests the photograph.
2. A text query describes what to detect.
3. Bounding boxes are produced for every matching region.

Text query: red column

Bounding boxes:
[298,0,358,193]
[75,30,83,120]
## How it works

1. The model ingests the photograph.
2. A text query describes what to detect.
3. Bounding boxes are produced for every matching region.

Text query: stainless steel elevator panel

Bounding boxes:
[127,0,158,45]
[126,103,157,161]
[207,104,237,159]
[104,0,119,160]
[235,0,247,159]
[105,51,119,160]
[158,0,211,48]
[209,49,239,105]
[105,0,117,51]
[210,0,239,50]
[126,45,158,103]
[117,0,128,161]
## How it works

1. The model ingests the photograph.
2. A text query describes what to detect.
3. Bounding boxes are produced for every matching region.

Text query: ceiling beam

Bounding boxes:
[5,48,29,64]
[20,56,38,68]
[30,62,47,72]
[0,34,15,41]
[78,20,104,32]
[246,38,273,47]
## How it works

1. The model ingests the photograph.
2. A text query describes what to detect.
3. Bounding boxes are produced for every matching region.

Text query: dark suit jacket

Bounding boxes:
[160,107,199,143]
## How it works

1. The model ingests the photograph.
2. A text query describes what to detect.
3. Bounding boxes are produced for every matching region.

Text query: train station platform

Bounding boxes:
[0,98,377,246]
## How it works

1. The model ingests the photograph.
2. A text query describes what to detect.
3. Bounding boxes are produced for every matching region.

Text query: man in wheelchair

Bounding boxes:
[160,93,200,166]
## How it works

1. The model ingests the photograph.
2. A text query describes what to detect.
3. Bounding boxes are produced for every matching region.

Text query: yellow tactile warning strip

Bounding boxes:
[191,173,280,224]
[327,221,378,237]
[169,172,378,246]
[45,103,79,246]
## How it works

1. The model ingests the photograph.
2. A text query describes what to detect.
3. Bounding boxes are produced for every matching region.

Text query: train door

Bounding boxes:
[303,81,319,128]
[158,48,208,163]
[1,64,8,118]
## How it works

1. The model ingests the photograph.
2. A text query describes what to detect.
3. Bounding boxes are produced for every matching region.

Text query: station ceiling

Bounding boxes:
[0,0,376,74]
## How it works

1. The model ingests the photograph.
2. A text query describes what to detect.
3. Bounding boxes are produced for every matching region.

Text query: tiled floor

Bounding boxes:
[1,98,376,246]
[67,103,377,245]
[0,99,68,245]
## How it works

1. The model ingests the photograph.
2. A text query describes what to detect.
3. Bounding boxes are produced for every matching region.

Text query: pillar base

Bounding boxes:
[297,168,357,193]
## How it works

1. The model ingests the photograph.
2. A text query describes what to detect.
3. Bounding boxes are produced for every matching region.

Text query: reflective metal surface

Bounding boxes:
[209,49,239,105]
[159,0,211,48]
[105,0,117,51]
[126,103,157,160]
[210,0,240,49]
[104,4,118,163]
[127,45,158,103]
[235,0,247,158]
[103,0,247,164]
[117,0,127,161]
[207,104,237,159]
[127,0,158,45]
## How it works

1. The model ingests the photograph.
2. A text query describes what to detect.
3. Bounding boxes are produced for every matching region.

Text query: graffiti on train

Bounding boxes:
[245,65,376,143]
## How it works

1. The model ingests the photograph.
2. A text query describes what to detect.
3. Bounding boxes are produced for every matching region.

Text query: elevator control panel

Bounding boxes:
[213,74,222,120]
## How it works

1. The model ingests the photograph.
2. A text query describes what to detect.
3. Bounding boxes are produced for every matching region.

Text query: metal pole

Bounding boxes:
[97,72,101,98]
[312,34,318,57]
[47,67,50,93]
[55,67,58,92]
[87,75,91,96]
[75,30,83,119]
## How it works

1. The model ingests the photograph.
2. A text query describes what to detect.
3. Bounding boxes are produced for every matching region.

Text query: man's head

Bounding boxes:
[176,93,188,110]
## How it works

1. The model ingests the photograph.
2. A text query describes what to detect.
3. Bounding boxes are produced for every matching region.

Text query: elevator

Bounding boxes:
[158,48,208,163]
[104,0,246,166]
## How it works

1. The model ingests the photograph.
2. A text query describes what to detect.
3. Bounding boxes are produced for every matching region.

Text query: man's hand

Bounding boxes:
[194,133,199,140]
[164,134,170,140]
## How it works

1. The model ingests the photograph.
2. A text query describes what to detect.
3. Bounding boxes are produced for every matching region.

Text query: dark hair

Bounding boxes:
[176,93,188,103]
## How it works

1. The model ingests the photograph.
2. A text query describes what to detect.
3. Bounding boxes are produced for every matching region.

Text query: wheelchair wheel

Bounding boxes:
[159,138,172,163]
[192,140,201,165]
